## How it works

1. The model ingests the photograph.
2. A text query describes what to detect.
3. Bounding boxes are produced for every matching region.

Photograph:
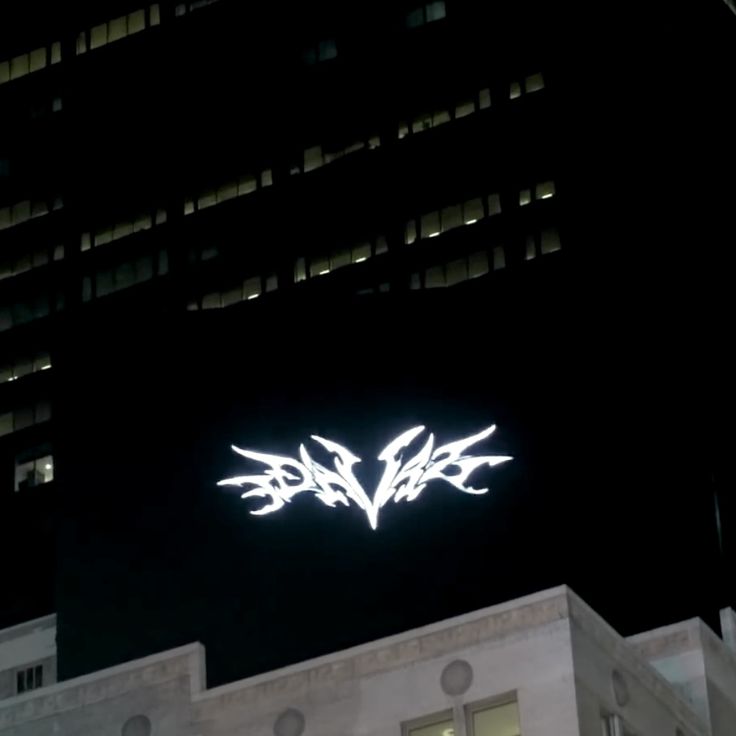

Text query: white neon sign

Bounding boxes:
[218,425,511,529]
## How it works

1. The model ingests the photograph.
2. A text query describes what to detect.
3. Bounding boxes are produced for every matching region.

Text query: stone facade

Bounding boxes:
[1,588,735,736]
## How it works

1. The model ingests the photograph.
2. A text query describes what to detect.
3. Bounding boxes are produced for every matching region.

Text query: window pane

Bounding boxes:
[519,189,532,207]
[10,54,30,79]
[318,39,337,61]
[463,198,484,224]
[535,180,556,200]
[408,717,453,736]
[441,204,462,232]
[243,277,261,299]
[15,459,35,490]
[0,61,10,84]
[478,88,491,109]
[426,1,446,22]
[238,174,257,195]
[421,211,441,239]
[50,41,61,64]
[493,246,506,270]
[469,251,490,278]
[29,47,46,73]
[90,24,109,49]
[0,412,12,436]
[455,100,475,118]
[108,16,128,42]
[129,9,146,34]
[150,4,161,25]
[406,8,424,28]
[446,258,468,286]
[525,72,544,93]
[16,672,25,693]
[304,146,324,173]
[331,249,350,270]
[509,81,522,99]
[488,193,502,215]
[34,665,43,687]
[471,701,521,736]
[541,227,561,254]
[425,265,445,289]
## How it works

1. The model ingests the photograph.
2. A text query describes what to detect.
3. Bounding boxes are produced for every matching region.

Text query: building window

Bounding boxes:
[15,452,54,491]
[467,700,521,736]
[304,39,337,64]
[405,1,446,28]
[405,713,454,736]
[15,665,43,694]
[1,352,51,384]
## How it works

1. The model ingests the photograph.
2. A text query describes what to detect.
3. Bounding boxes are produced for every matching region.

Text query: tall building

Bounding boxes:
[0,0,733,710]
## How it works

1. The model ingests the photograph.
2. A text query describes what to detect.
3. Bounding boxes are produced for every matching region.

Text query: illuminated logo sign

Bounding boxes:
[218,425,511,529]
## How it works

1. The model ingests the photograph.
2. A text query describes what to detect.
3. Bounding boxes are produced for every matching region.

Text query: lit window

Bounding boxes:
[469,251,489,279]
[535,180,556,200]
[243,276,261,299]
[149,3,161,25]
[405,713,453,736]
[426,1,446,22]
[467,700,521,736]
[519,189,532,207]
[52,97,63,113]
[425,265,445,288]
[108,15,128,43]
[478,88,491,109]
[90,23,109,50]
[0,61,9,84]
[455,100,475,119]
[421,211,441,239]
[129,9,146,34]
[260,169,273,187]
[441,204,462,232]
[487,193,502,215]
[265,274,278,292]
[492,246,505,270]
[304,145,324,172]
[10,54,30,80]
[463,198,484,224]
[15,453,53,491]
[541,227,561,254]
[294,257,307,283]
[238,174,257,195]
[446,258,468,286]
[405,219,417,245]
[318,39,337,61]
[29,48,46,73]
[50,42,61,64]
[76,33,87,54]
[525,234,536,260]
[352,242,371,263]
[525,72,544,93]
[405,8,424,28]
[509,81,522,100]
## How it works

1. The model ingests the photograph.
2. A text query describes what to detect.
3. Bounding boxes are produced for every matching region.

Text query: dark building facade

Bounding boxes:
[0,0,733,688]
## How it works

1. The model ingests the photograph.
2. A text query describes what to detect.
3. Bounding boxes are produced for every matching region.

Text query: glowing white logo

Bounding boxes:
[218,425,511,529]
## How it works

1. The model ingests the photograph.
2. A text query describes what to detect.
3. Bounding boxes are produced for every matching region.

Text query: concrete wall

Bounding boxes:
[191,587,581,736]
[568,596,707,736]
[630,616,736,736]
[0,644,205,736]
[0,587,730,736]
[0,616,57,701]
